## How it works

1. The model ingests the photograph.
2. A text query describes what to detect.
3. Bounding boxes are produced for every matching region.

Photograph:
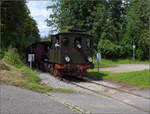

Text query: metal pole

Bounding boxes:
[133,40,135,60]
[30,61,32,69]
[133,48,135,60]
[97,59,99,72]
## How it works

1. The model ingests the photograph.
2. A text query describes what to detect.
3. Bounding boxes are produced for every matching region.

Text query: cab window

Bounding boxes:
[56,36,60,44]
[74,37,82,48]
[62,38,69,46]
[55,36,60,47]
[87,39,92,48]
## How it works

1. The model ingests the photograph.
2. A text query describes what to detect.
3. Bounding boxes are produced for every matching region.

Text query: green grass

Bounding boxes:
[0,52,73,93]
[93,58,149,68]
[87,69,150,88]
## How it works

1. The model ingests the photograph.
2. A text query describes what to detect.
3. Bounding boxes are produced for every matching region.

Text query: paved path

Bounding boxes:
[37,72,149,114]
[0,85,77,114]
[51,91,149,114]
[101,64,149,73]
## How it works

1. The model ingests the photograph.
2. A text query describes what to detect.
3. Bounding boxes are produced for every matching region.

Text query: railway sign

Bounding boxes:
[96,53,101,72]
[132,44,136,60]
[133,45,136,49]
[97,53,101,61]
[28,54,35,69]
[28,54,35,62]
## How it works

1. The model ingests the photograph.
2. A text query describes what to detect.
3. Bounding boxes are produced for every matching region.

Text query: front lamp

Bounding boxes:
[88,56,92,62]
[65,56,70,62]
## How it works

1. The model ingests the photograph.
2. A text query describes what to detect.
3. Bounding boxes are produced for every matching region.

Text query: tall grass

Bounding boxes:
[0,52,73,93]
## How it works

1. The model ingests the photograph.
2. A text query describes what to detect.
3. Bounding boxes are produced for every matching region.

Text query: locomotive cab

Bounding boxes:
[48,29,94,76]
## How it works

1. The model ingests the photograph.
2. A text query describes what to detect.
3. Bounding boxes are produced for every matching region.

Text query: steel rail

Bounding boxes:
[64,79,150,113]
[81,77,150,100]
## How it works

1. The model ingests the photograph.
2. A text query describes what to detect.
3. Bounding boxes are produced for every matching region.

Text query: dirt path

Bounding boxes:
[100,64,149,73]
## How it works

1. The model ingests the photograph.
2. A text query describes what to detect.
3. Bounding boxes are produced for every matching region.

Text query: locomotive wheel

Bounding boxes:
[49,65,54,74]
[53,69,59,76]
[53,69,63,80]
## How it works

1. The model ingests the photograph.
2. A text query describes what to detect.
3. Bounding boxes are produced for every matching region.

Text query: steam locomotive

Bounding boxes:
[26,29,94,77]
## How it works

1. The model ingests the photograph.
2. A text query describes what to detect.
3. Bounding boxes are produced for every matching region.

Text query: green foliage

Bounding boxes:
[3,52,23,68]
[136,48,144,60]
[97,40,123,58]
[1,52,74,93]
[1,1,40,54]
[47,0,149,60]
[123,0,150,60]
[46,0,99,32]
[0,51,5,60]
[22,66,41,83]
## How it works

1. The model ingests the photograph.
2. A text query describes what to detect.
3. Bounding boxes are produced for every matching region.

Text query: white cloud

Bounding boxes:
[26,1,52,37]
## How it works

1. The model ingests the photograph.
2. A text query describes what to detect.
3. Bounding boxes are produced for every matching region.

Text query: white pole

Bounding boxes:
[97,59,99,72]
[133,41,135,60]
[30,61,32,69]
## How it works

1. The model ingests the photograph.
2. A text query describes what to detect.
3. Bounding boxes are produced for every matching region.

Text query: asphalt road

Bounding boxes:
[0,85,77,114]
[37,71,150,114]
[51,91,149,114]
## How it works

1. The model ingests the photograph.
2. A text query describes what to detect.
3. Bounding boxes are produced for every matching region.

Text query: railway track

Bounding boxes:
[62,76,150,113]
[81,76,150,100]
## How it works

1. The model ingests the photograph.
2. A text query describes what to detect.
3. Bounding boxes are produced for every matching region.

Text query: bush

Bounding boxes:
[0,51,5,60]
[136,48,144,60]
[3,52,24,68]
[97,40,123,58]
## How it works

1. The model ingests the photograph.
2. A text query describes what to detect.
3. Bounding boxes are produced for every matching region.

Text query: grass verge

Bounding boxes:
[93,58,149,68]
[0,52,73,93]
[87,69,150,88]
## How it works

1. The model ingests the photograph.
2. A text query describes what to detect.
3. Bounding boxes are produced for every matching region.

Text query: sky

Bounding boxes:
[26,1,52,37]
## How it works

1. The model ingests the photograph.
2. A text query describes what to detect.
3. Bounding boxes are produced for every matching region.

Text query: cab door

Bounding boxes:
[54,35,61,64]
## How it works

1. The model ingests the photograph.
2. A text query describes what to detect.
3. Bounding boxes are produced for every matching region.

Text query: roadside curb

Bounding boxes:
[45,93,91,114]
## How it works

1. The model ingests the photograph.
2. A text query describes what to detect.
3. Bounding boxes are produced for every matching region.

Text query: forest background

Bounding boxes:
[1,0,150,60]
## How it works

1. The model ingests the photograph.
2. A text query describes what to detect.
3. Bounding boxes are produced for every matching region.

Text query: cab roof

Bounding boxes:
[51,29,93,38]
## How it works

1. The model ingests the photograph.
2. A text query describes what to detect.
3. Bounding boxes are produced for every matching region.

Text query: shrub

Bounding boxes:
[136,48,144,60]
[0,51,5,60]
[3,52,23,68]
[97,40,123,58]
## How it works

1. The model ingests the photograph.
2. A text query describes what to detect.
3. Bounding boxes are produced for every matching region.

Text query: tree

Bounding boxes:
[122,0,150,60]
[47,0,128,45]
[47,0,149,59]
[46,0,98,33]
[1,1,40,55]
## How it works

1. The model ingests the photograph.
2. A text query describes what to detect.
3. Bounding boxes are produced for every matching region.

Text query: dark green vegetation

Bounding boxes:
[0,52,73,93]
[1,1,40,55]
[88,69,150,88]
[47,0,150,60]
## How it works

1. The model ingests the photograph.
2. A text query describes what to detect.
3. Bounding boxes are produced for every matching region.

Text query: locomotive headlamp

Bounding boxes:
[65,56,70,62]
[88,56,92,62]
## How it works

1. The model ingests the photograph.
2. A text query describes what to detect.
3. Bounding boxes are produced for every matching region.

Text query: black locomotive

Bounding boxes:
[26,29,94,77]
